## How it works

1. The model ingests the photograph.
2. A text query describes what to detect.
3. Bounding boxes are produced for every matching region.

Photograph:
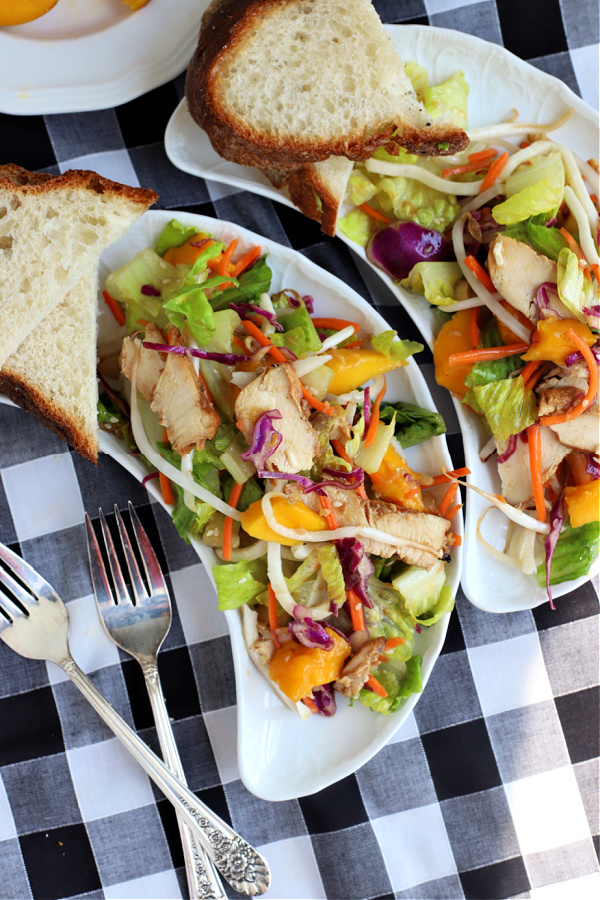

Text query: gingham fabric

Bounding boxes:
[0,2,598,899]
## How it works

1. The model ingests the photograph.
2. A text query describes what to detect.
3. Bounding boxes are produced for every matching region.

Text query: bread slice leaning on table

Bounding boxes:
[185,0,468,234]
[0,164,157,463]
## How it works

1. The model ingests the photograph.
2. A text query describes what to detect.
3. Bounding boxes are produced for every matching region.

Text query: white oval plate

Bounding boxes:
[0,0,209,115]
[164,24,600,613]
[96,209,462,801]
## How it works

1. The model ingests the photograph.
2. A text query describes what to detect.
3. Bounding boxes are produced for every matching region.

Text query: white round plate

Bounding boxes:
[164,24,600,613]
[0,0,209,115]
[95,209,462,801]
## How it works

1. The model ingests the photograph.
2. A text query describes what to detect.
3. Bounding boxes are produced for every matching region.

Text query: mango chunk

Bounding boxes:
[564,479,600,528]
[239,496,328,546]
[269,628,351,702]
[326,348,405,394]
[370,443,426,510]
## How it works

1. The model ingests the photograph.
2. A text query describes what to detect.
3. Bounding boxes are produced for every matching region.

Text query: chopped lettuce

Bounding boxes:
[317,544,347,609]
[400,261,464,306]
[404,60,428,98]
[272,304,321,356]
[209,255,272,310]
[373,175,461,233]
[378,400,446,448]
[346,169,378,207]
[556,247,599,322]
[393,560,454,625]
[371,329,423,360]
[154,219,201,257]
[105,247,179,332]
[213,558,268,611]
[535,520,600,587]
[337,208,374,247]
[503,215,569,262]
[170,482,215,544]
[493,153,565,226]
[357,655,423,714]
[423,71,469,129]
[464,321,524,389]
[468,376,538,440]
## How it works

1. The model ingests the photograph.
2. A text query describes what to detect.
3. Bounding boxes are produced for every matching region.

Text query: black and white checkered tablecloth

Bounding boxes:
[0,2,598,899]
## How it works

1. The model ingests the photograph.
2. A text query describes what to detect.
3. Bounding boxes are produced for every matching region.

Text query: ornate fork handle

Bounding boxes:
[61,655,269,896]
[141,660,226,900]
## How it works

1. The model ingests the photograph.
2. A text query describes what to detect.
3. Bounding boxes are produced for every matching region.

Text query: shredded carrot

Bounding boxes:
[365,674,387,697]
[592,263,600,283]
[468,148,498,165]
[452,534,462,546]
[232,335,250,354]
[158,472,174,506]
[208,238,238,277]
[384,637,405,651]
[520,360,541,386]
[439,482,459,517]
[319,493,339,530]
[463,254,496,293]
[311,318,361,333]
[527,423,546,523]
[344,340,363,349]
[448,342,529,366]
[469,306,479,349]
[363,376,387,448]
[347,588,366,633]
[301,385,336,416]
[302,697,319,714]
[478,151,509,193]
[444,503,463,520]
[359,203,391,224]
[559,228,591,279]
[222,481,243,562]
[102,290,125,327]
[590,193,598,206]
[524,366,546,392]
[267,585,281,649]
[428,467,471,486]
[231,245,261,277]
[442,157,495,179]
[539,329,599,426]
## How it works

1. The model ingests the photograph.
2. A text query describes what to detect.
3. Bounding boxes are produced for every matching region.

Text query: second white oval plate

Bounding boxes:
[164,24,599,613]
[96,209,462,801]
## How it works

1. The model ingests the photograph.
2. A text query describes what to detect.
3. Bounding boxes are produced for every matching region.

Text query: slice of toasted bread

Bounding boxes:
[186,0,468,171]
[262,156,354,235]
[0,164,157,462]
[0,165,157,368]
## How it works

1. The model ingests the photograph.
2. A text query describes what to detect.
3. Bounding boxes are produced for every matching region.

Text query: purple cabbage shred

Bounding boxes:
[311,684,337,716]
[141,284,161,297]
[544,491,565,608]
[335,537,374,608]
[142,341,246,365]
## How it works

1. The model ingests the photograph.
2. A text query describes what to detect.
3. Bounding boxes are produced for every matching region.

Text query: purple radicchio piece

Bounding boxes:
[311,684,337,716]
[335,537,374,608]
[141,284,161,297]
[142,341,246,366]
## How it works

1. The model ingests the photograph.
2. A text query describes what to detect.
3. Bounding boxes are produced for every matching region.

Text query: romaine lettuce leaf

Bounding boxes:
[404,60,428,98]
[400,261,464,305]
[317,544,346,609]
[469,376,538,440]
[337,208,374,247]
[556,247,599,322]
[504,216,569,261]
[378,400,446,447]
[346,169,378,207]
[535,520,600,587]
[493,154,565,226]
[423,71,469,129]
[371,329,423,360]
[272,304,321,354]
[213,559,268,611]
[154,219,201,257]
[209,255,272,310]
[170,482,215,544]
[374,175,461,233]
[357,655,422,714]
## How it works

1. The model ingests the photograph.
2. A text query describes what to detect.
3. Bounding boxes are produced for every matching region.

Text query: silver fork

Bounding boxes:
[85,503,225,900]
[0,538,269,898]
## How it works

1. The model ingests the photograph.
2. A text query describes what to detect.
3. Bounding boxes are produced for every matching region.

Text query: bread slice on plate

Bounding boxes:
[0,164,157,463]
[185,0,468,234]
[0,164,157,368]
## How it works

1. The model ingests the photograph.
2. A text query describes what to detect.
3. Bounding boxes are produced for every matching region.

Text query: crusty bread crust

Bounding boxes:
[186,0,468,169]
[0,164,158,207]
[0,369,98,463]
[0,164,157,463]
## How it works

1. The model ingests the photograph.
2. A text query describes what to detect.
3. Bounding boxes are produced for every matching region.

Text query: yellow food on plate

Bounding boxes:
[123,0,151,9]
[239,496,328,546]
[564,480,600,528]
[269,628,351,702]
[0,0,58,26]
[325,348,406,395]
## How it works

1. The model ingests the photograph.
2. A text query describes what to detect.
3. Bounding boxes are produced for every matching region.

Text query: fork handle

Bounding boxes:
[142,661,226,900]
[59,655,269,897]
